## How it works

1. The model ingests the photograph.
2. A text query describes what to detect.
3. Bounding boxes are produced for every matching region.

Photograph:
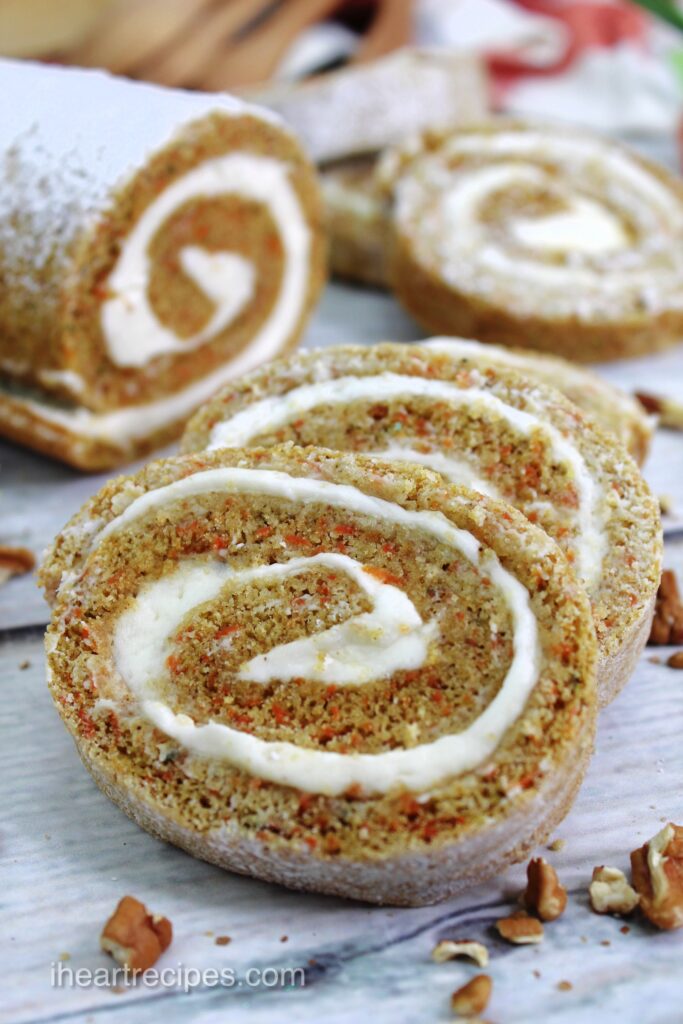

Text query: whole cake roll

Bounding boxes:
[381,121,683,363]
[42,446,597,906]
[0,58,325,469]
[183,344,662,706]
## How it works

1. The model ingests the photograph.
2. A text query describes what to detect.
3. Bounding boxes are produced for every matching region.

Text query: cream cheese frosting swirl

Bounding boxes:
[84,466,542,797]
[206,374,606,591]
[102,153,311,369]
[382,123,683,321]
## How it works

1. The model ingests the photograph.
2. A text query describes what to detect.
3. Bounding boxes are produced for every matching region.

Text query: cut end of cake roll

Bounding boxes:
[44,446,597,905]
[0,58,326,468]
[181,343,662,705]
[380,119,683,363]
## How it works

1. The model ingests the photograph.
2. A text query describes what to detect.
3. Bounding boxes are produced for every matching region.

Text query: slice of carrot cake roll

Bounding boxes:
[42,446,597,906]
[380,120,683,363]
[182,344,662,706]
[0,58,325,470]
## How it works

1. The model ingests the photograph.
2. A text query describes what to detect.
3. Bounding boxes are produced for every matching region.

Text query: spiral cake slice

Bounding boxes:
[0,58,325,469]
[183,344,662,705]
[43,446,596,906]
[382,120,683,362]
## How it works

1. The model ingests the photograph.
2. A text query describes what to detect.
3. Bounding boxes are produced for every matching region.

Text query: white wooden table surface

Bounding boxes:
[2,281,683,1024]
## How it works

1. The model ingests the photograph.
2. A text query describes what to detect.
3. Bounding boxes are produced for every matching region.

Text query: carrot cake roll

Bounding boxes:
[381,121,683,362]
[183,344,662,706]
[0,58,325,470]
[43,446,597,906]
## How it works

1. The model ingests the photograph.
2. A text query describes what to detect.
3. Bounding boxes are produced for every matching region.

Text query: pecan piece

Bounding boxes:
[100,895,173,972]
[649,570,683,646]
[0,545,35,586]
[495,911,543,944]
[635,391,683,430]
[589,866,639,916]
[432,939,489,967]
[524,857,567,921]
[631,823,683,930]
[450,974,492,1017]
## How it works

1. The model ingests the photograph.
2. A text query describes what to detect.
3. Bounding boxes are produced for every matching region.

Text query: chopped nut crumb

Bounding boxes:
[631,823,683,930]
[450,974,492,1017]
[280,935,288,943]
[215,935,231,946]
[432,939,489,967]
[19,659,31,670]
[100,896,172,973]
[496,911,544,944]
[589,866,640,916]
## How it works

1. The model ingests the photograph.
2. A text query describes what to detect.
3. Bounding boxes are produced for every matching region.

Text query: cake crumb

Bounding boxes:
[280,935,288,942]
[620,925,630,935]
[666,651,683,669]
[215,935,231,946]
[58,952,71,962]
[19,659,31,670]
[547,838,565,853]
[557,980,573,992]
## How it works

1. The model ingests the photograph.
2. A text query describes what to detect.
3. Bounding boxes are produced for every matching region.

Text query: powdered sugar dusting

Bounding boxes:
[0,58,284,331]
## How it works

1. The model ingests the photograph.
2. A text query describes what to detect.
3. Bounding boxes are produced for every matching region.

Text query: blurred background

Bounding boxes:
[0,0,681,151]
